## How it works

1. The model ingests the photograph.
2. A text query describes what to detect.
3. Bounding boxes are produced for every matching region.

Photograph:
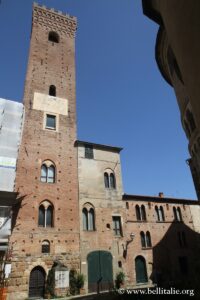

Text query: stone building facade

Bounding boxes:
[76,141,200,292]
[142,0,200,199]
[1,3,200,299]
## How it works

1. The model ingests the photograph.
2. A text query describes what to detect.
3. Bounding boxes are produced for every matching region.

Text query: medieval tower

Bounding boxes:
[9,4,80,299]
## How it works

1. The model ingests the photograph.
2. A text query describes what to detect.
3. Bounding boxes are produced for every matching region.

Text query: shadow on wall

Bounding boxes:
[150,220,200,298]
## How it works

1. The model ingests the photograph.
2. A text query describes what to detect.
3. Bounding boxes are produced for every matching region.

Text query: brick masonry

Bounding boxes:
[8,4,80,300]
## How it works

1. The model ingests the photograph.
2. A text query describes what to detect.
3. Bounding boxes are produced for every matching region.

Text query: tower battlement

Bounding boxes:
[32,2,77,37]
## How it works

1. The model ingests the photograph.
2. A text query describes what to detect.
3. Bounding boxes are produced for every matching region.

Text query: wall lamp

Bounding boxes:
[123,233,135,259]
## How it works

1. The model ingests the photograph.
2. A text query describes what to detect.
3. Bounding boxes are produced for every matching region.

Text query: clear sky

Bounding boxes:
[0,0,196,199]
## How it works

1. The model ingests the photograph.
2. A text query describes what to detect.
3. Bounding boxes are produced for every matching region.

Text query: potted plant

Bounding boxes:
[76,273,85,295]
[115,271,125,289]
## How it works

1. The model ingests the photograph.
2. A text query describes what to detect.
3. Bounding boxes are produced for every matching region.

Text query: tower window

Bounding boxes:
[41,161,56,183]
[48,31,59,43]
[85,145,94,159]
[82,205,95,231]
[38,202,54,228]
[104,170,116,189]
[46,114,56,130]
[49,85,56,97]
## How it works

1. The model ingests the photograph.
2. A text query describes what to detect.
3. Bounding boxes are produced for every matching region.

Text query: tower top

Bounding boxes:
[32,2,77,38]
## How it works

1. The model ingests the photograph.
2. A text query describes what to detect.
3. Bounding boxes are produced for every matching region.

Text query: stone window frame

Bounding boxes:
[104,168,116,189]
[82,203,95,231]
[40,160,56,183]
[38,200,54,228]
[43,112,59,132]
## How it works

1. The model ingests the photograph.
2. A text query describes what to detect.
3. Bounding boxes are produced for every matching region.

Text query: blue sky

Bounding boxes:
[0,0,196,199]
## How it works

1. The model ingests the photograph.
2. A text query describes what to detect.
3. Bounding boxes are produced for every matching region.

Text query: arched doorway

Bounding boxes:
[135,256,148,283]
[29,266,46,298]
[87,251,113,293]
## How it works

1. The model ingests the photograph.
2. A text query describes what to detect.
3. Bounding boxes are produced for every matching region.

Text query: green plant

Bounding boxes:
[69,269,85,295]
[45,268,55,298]
[76,273,85,289]
[115,271,125,289]
[69,269,78,295]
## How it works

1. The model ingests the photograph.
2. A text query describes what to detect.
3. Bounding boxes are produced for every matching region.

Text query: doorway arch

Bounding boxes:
[29,266,46,298]
[87,250,113,293]
[135,256,148,283]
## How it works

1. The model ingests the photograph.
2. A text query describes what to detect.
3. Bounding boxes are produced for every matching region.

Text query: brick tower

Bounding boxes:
[9,4,80,300]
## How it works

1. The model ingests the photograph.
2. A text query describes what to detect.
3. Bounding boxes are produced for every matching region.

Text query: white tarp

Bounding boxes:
[0,98,24,191]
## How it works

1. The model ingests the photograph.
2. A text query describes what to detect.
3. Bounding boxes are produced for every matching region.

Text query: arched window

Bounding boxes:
[135,256,148,284]
[155,206,159,221]
[88,208,95,231]
[49,85,56,97]
[173,207,182,222]
[177,207,182,222]
[42,240,50,253]
[82,205,95,231]
[48,165,55,183]
[173,207,177,221]
[48,31,59,43]
[110,173,116,189]
[140,231,145,248]
[146,231,152,247]
[82,208,88,231]
[141,205,146,221]
[135,205,141,221]
[156,206,165,221]
[160,206,165,221]
[38,201,54,228]
[40,161,55,183]
[46,206,53,227]
[104,172,109,188]
[38,205,45,226]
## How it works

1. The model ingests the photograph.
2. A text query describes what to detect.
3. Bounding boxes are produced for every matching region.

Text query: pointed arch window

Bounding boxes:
[38,201,54,228]
[155,206,165,221]
[136,205,147,222]
[136,205,141,221]
[141,205,146,221]
[110,173,116,189]
[140,231,146,248]
[140,231,152,248]
[41,161,56,183]
[104,173,109,188]
[146,231,152,247]
[104,171,116,189]
[82,205,95,231]
[48,31,59,43]
[173,207,182,222]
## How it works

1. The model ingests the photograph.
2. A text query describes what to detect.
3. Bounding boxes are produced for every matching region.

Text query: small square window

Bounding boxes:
[46,114,56,130]
[85,145,94,159]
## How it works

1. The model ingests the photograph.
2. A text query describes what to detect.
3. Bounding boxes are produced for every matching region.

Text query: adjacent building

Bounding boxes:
[142,0,200,199]
[0,98,23,285]
[0,3,200,299]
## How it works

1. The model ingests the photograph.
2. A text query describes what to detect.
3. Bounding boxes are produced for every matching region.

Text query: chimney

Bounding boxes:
[158,192,164,198]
